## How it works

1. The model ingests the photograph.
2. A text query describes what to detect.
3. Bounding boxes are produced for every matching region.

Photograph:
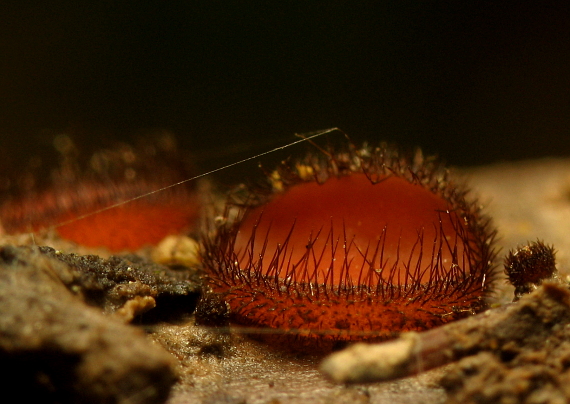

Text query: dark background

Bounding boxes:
[1,1,569,173]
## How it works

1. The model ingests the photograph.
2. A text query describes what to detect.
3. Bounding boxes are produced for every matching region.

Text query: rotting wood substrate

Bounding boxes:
[322,282,570,403]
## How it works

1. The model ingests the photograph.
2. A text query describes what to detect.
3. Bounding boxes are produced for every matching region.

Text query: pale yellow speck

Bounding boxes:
[151,235,201,267]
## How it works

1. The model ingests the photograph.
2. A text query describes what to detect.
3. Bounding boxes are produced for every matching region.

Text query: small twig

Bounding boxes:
[321,282,570,384]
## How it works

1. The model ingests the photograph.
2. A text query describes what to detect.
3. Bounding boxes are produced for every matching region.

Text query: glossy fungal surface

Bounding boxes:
[202,142,497,352]
[0,136,200,252]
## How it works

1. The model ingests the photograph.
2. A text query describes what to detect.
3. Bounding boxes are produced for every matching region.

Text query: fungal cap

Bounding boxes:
[202,142,497,351]
[0,137,200,252]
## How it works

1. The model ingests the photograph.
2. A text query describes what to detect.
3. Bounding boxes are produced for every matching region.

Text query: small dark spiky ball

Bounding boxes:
[504,240,556,301]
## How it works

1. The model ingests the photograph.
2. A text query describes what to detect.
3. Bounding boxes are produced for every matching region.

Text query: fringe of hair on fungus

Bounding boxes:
[0,134,201,252]
[201,141,497,354]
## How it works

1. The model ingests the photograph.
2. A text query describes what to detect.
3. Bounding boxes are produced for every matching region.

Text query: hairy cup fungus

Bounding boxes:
[202,141,497,352]
[0,136,200,252]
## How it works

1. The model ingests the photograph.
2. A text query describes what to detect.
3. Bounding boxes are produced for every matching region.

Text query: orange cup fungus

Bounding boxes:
[0,137,200,252]
[202,142,497,352]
